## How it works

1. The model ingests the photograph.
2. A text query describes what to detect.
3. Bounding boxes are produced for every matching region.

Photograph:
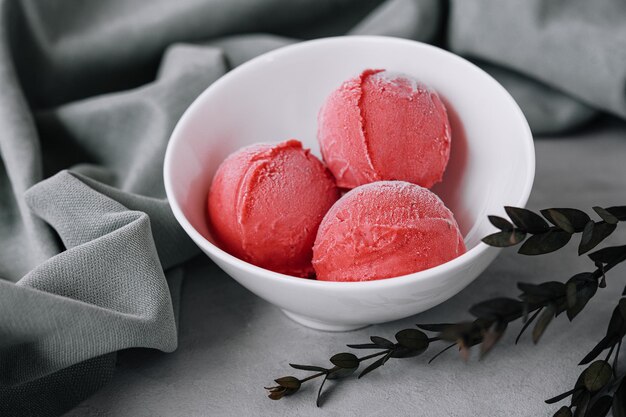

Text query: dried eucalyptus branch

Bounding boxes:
[265,205,626,415]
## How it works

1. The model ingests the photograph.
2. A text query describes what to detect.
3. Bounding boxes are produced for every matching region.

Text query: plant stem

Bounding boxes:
[358,350,389,362]
[300,372,327,383]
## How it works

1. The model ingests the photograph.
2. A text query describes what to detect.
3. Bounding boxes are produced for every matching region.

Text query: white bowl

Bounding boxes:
[164,36,535,331]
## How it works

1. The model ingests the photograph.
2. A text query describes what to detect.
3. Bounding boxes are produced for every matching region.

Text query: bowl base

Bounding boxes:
[281,310,369,332]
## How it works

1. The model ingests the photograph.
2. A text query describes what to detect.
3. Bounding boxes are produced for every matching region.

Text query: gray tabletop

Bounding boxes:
[65,118,626,416]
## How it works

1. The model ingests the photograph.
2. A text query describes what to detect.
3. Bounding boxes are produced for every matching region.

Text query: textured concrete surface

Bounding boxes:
[65,118,626,416]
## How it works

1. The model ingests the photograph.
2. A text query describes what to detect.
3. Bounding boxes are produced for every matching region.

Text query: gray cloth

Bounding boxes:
[1,0,625,415]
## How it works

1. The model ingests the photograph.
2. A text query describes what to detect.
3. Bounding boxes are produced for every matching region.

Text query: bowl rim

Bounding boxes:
[163,35,535,290]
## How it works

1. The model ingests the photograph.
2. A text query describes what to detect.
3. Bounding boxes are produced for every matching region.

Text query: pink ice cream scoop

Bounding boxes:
[318,69,451,189]
[208,139,340,278]
[312,181,465,282]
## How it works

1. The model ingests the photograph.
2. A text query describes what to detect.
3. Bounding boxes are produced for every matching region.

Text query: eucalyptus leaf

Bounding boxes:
[290,364,328,372]
[579,335,612,365]
[327,366,357,379]
[516,307,542,344]
[346,343,380,349]
[330,353,359,369]
[588,245,626,266]
[542,208,591,232]
[579,221,594,252]
[390,346,424,358]
[482,230,526,247]
[470,297,524,322]
[565,273,597,321]
[488,215,514,231]
[546,387,578,404]
[370,336,395,348]
[573,391,590,417]
[395,329,429,351]
[578,222,617,255]
[505,206,550,233]
[552,406,573,417]
[607,205,626,221]
[518,229,571,255]
[518,281,565,305]
[358,355,386,379]
[593,206,619,224]
[582,361,612,392]
[613,377,626,417]
[316,374,329,407]
[533,304,556,343]
[571,373,587,407]
[274,376,301,390]
[620,298,626,321]
[480,321,507,358]
[586,395,612,417]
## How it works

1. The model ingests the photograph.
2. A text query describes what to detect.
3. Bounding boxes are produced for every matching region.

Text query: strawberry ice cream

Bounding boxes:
[318,69,451,189]
[208,140,340,278]
[312,181,465,282]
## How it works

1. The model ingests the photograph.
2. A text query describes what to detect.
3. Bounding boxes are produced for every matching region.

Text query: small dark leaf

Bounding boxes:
[613,377,626,417]
[541,211,572,233]
[546,388,578,404]
[519,229,571,256]
[436,322,477,343]
[330,353,359,369]
[346,343,380,349]
[588,245,626,266]
[579,336,612,365]
[607,206,626,221]
[416,323,454,332]
[428,343,456,364]
[565,273,598,321]
[482,230,527,247]
[274,376,301,390]
[579,222,617,255]
[542,208,591,233]
[593,206,619,224]
[370,336,395,349]
[518,281,566,305]
[583,361,612,392]
[390,346,423,358]
[470,297,524,322]
[488,215,514,231]
[586,395,612,417]
[289,363,328,372]
[358,355,386,379]
[505,206,550,233]
[327,366,357,380]
[516,307,542,344]
[566,282,577,310]
[571,373,587,407]
[316,374,329,407]
[552,406,573,417]
[480,321,507,358]
[620,298,626,321]
[533,304,556,343]
[573,391,591,417]
[579,221,595,255]
[395,329,429,351]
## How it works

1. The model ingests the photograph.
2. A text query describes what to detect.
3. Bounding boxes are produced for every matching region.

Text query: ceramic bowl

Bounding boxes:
[164,36,535,331]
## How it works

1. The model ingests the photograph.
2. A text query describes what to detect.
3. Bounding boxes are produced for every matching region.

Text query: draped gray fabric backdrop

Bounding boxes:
[1,0,626,415]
